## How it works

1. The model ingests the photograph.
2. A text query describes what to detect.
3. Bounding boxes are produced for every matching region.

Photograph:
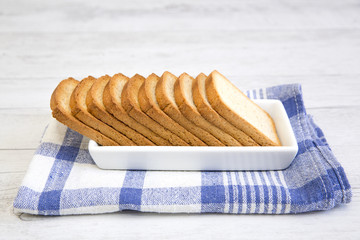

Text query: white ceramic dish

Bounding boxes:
[88,99,298,171]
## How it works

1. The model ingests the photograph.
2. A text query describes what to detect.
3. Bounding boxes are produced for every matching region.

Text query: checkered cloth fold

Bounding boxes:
[13,84,351,215]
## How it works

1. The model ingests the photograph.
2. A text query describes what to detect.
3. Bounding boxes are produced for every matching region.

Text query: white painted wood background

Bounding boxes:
[1,0,359,239]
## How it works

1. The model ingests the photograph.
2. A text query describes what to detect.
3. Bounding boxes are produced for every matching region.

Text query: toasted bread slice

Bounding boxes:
[174,73,241,146]
[206,70,281,146]
[138,73,206,146]
[103,73,169,146]
[86,75,154,146]
[70,76,136,146]
[122,74,187,146]
[50,78,118,146]
[193,73,259,146]
[156,71,224,146]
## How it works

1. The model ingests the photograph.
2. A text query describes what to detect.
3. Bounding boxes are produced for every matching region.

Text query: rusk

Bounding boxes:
[87,75,154,146]
[174,73,241,146]
[122,74,187,146]
[50,78,118,146]
[138,73,206,146]
[192,73,259,146]
[70,76,136,146]
[156,71,224,146]
[206,70,281,146]
[103,73,170,146]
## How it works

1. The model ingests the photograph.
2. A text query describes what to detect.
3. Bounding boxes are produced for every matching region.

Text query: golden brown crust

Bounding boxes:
[122,74,186,146]
[70,76,136,146]
[206,70,281,146]
[103,74,170,146]
[156,71,224,146]
[103,73,128,116]
[138,73,206,146]
[50,78,118,146]
[193,73,259,146]
[138,75,154,113]
[175,73,241,146]
[87,75,154,146]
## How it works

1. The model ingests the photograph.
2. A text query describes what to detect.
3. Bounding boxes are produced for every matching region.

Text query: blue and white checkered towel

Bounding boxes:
[13,84,351,215]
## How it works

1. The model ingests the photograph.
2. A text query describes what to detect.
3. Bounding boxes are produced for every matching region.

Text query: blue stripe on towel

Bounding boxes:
[37,128,82,215]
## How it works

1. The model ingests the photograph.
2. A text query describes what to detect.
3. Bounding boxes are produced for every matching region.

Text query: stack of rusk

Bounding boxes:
[50,70,281,147]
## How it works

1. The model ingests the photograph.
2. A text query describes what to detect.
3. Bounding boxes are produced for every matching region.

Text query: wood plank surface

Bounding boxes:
[1,0,360,32]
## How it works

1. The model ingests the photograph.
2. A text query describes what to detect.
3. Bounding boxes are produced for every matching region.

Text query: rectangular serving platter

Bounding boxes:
[88,99,298,171]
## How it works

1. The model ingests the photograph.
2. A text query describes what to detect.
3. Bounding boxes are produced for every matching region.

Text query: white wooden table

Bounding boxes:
[1,0,359,239]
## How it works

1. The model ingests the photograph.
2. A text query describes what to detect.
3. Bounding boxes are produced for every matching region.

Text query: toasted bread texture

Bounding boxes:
[192,73,259,146]
[206,70,281,146]
[103,73,169,146]
[122,74,187,146]
[138,73,206,146]
[156,71,224,146]
[50,78,118,146]
[70,76,136,146]
[174,73,241,146]
[86,75,154,146]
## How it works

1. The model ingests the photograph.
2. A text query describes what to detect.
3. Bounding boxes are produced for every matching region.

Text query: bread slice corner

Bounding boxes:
[69,76,136,146]
[138,73,205,146]
[102,73,129,117]
[69,76,96,116]
[192,73,259,146]
[156,71,224,146]
[121,74,187,146]
[206,70,281,146]
[103,74,172,146]
[86,75,154,146]
[174,73,241,146]
[50,78,119,146]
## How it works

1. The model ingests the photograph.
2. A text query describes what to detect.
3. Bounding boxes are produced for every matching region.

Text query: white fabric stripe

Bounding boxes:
[233,203,239,214]
[41,118,67,145]
[21,155,55,192]
[246,172,256,213]
[60,205,119,215]
[246,171,255,186]
[255,88,260,99]
[271,171,282,214]
[278,172,291,213]
[14,208,40,215]
[238,173,247,214]
[141,204,202,213]
[254,172,265,214]
[262,171,273,214]
[263,87,268,99]
[247,89,253,99]
[231,172,239,214]
[223,172,230,213]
